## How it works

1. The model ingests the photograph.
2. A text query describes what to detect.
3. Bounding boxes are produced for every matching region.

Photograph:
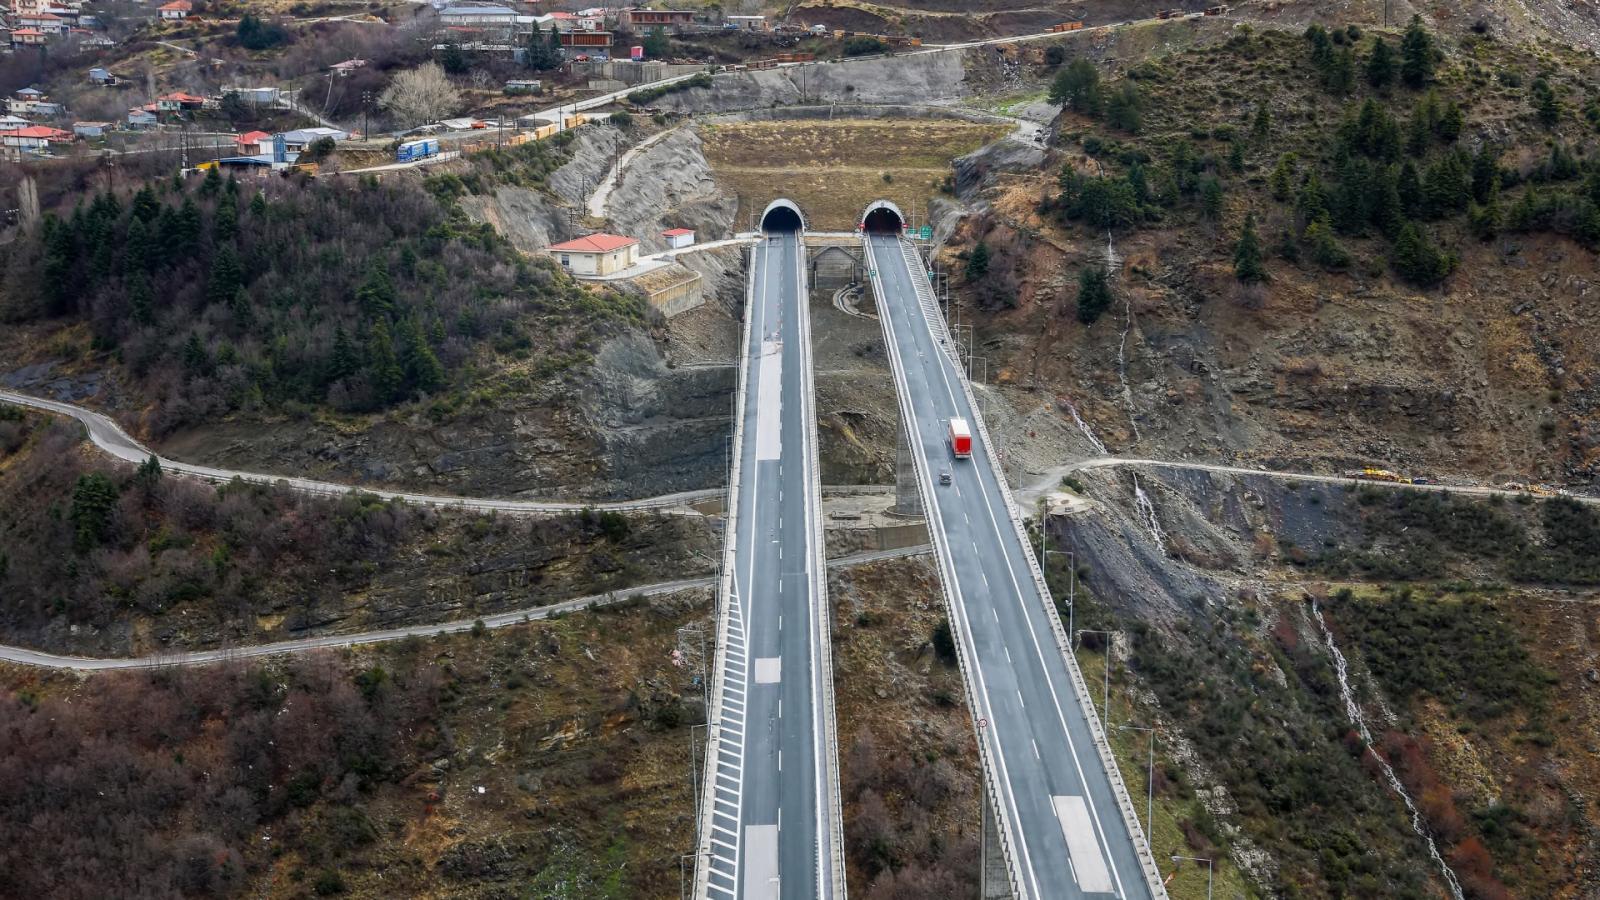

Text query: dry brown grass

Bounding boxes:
[699,118,1008,230]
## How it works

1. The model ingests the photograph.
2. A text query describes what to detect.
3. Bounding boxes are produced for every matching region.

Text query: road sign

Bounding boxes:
[978,716,988,729]
[918,225,933,239]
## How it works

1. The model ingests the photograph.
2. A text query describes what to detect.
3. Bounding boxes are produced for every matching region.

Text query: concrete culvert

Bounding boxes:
[860,200,905,234]
[760,199,805,233]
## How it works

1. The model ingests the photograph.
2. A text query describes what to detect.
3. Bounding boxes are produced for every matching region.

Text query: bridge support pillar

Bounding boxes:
[893,425,923,517]
[981,783,1014,899]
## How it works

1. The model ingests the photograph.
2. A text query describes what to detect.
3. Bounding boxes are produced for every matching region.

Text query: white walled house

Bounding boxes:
[546,233,640,277]
[661,227,695,249]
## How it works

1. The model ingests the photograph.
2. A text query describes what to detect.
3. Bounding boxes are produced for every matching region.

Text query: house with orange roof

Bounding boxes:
[545,233,640,276]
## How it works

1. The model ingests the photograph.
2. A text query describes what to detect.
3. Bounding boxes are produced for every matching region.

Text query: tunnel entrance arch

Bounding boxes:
[760,198,806,233]
[860,200,906,235]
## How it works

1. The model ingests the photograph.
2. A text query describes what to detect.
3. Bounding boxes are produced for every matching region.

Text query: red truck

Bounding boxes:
[948,418,973,459]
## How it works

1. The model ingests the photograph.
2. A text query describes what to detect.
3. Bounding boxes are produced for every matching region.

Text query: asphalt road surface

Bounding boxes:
[701,230,840,900]
[866,234,1157,900]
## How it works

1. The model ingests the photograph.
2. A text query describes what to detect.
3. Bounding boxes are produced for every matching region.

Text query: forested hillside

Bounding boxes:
[0,138,641,437]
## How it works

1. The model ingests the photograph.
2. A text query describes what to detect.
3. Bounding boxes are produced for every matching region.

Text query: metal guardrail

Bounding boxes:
[795,233,850,900]
[0,390,715,517]
[861,237,1028,900]
[692,241,759,898]
[888,238,1170,899]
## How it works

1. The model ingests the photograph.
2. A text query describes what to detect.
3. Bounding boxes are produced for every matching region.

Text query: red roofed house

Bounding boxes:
[546,233,640,276]
[661,227,695,249]
[156,91,207,111]
[10,28,48,47]
[158,0,191,20]
[17,12,66,33]
[0,124,74,151]
[234,129,270,155]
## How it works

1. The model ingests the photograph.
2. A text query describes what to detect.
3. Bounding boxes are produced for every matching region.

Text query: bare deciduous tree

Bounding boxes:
[378,62,461,127]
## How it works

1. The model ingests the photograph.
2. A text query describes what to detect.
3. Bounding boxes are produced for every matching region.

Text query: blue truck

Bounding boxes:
[396,138,440,163]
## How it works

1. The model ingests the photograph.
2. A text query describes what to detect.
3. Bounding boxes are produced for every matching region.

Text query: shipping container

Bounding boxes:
[948,418,972,459]
[631,45,644,61]
[396,138,439,162]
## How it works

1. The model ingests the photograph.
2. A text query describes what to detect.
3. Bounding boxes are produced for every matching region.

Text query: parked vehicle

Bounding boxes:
[948,418,972,459]
[396,138,439,162]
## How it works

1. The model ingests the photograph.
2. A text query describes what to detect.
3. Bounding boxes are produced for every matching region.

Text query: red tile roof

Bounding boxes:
[159,1,192,9]
[548,233,638,253]
[158,91,207,103]
[11,28,46,36]
[235,130,271,144]
[2,126,73,140]
[661,228,694,237]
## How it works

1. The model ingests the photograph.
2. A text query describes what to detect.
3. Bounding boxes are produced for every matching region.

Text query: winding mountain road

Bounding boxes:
[0,389,719,515]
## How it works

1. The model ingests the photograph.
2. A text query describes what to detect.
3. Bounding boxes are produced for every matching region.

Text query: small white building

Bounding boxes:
[158,0,191,20]
[439,4,516,28]
[72,120,112,137]
[661,227,695,249]
[547,233,640,277]
[277,126,346,152]
[226,86,281,106]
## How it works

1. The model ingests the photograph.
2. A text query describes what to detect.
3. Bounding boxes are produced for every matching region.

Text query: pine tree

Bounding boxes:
[1423,151,1471,218]
[1367,37,1396,88]
[1127,161,1150,204]
[367,322,404,404]
[1391,221,1455,286]
[70,472,120,552]
[1252,104,1272,143]
[129,273,155,326]
[200,165,223,197]
[1401,15,1435,88]
[1075,267,1113,324]
[356,258,397,317]
[965,241,990,280]
[1049,58,1102,116]
[1468,199,1502,240]
[229,286,253,330]
[1371,166,1406,240]
[214,192,238,241]
[1269,153,1297,202]
[1532,77,1562,127]
[1398,160,1424,218]
[249,190,268,217]
[132,185,160,222]
[1306,221,1352,270]
[1332,158,1373,235]
[400,320,446,393]
[1470,145,1500,204]
[177,197,203,245]
[328,324,360,382]
[207,244,242,307]
[1105,82,1144,133]
[1228,140,1245,173]
[1323,47,1356,94]
[183,332,212,376]
[1436,102,1463,143]
[1233,213,1266,283]
[1296,171,1330,229]
[1201,178,1224,221]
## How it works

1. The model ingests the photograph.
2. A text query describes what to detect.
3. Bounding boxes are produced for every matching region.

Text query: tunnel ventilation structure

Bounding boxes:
[761,198,806,233]
[860,200,906,235]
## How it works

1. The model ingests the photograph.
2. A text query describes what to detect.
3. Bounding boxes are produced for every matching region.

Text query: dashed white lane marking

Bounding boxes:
[1033,740,1041,760]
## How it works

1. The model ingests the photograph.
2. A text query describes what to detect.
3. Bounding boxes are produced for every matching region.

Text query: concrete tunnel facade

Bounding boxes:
[760,198,806,232]
[860,200,906,234]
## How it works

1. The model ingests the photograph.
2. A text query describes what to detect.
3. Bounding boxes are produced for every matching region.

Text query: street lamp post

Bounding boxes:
[1041,540,1075,640]
[1077,628,1114,725]
[1171,856,1213,900]
[1117,724,1155,842]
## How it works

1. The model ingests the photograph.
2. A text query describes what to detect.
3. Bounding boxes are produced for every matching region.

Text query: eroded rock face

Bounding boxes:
[606,128,737,253]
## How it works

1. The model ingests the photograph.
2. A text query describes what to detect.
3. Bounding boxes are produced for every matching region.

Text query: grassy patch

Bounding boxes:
[699,118,1008,229]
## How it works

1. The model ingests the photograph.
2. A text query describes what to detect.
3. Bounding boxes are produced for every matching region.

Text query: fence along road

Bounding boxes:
[863,229,1166,899]
[695,211,844,900]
